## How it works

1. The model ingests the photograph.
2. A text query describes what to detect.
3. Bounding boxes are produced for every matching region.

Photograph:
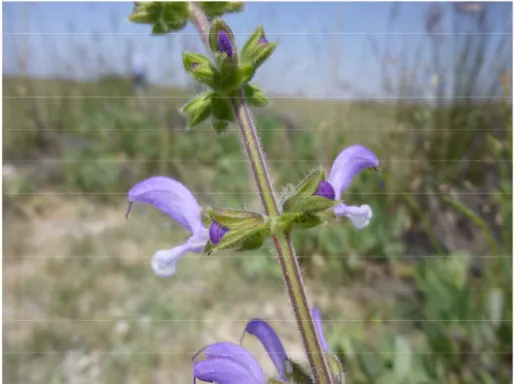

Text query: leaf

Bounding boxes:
[282,169,326,212]
[206,207,263,229]
[444,196,500,256]
[286,359,314,384]
[211,94,234,122]
[180,92,214,129]
[210,224,269,254]
[243,83,270,107]
[284,195,337,214]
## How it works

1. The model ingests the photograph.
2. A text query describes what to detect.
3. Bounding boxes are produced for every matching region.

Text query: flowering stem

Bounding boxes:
[188,4,334,384]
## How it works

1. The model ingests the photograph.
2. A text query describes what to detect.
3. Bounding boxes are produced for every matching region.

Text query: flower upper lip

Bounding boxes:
[127,176,209,278]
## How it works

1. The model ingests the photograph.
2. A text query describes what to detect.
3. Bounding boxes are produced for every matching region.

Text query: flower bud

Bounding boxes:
[182,52,217,87]
[313,180,335,200]
[209,221,229,245]
[209,19,237,61]
[217,30,234,58]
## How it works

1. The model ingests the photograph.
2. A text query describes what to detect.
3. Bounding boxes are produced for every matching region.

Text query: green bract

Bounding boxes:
[243,84,270,107]
[206,207,264,229]
[207,223,270,255]
[129,2,188,35]
[129,2,244,34]
[180,92,214,129]
[198,1,245,19]
[282,169,326,212]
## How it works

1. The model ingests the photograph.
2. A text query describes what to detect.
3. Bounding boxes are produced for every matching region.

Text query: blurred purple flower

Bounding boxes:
[127,176,209,277]
[193,342,268,384]
[314,144,379,229]
[218,30,234,58]
[244,318,289,381]
[243,307,331,381]
[312,307,331,352]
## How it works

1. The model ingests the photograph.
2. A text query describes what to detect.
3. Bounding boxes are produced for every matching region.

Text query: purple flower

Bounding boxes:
[127,176,209,277]
[314,144,379,229]
[258,37,269,44]
[244,319,289,381]
[193,342,267,384]
[242,307,330,381]
[209,221,229,245]
[314,180,336,200]
[312,307,331,352]
[218,30,233,58]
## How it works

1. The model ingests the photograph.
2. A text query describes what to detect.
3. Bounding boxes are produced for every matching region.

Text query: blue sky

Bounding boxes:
[3,1,512,97]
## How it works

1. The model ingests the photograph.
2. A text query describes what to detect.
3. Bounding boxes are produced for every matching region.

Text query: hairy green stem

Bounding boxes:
[188,4,334,383]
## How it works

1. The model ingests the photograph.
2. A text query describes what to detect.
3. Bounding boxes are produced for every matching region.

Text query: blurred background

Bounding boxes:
[2,1,513,383]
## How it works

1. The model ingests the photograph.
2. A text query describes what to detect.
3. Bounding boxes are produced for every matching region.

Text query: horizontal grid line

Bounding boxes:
[3,32,511,35]
[2,128,510,132]
[5,159,510,163]
[3,192,511,195]
[3,255,513,259]
[4,318,510,323]
[3,96,511,100]
[3,351,511,356]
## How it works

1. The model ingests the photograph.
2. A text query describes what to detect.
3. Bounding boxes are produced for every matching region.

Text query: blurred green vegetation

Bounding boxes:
[3,71,511,383]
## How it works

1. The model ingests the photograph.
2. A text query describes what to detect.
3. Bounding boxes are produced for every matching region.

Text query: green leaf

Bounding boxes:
[252,41,278,69]
[180,92,214,129]
[211,93,234,122]
[238,230,267,251]
[209,224,269,255]
[285,169,325,203]
[240,63,257,84]
[212,55,244,93]
[182,53,217,86]
[326,353,345,384]
[206,207,264,229]
[284,195,337,214]
[129,2,188,34]
[243,83,270,107]
[199,1,244,19]
[241,25,265,61]
[286,359,314,384]
[274,212,324,233]
[212,119,229,134]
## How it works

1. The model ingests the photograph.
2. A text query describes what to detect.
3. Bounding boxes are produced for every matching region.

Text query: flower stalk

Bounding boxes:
[188,4,334,383]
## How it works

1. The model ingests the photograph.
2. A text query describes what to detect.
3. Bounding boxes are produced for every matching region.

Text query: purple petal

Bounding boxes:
[311,308,330,352]
[327,145,379,199]
[209,221,229,245]
[258,37,269,44]
[128,176,204,233]
[333,203,372,229]
[245,319,288,381]
[313,180,336,200]
[218,30,233,58]
[194,358,262,384]
[197,342,266,384]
